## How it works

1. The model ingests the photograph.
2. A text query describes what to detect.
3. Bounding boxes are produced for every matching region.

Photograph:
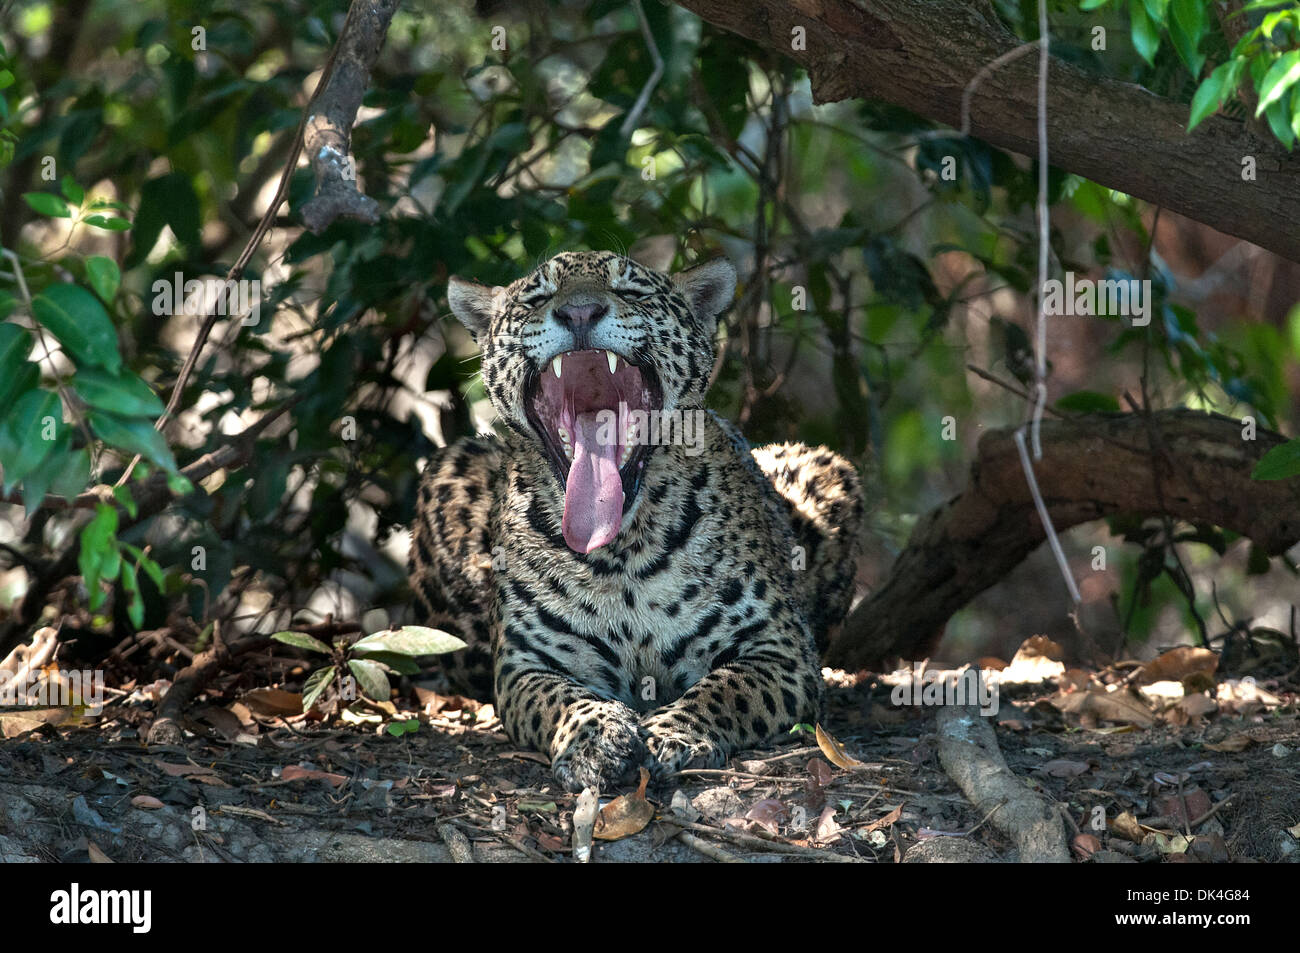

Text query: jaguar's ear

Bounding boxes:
[672,258,736,326]
[447,277,505,341]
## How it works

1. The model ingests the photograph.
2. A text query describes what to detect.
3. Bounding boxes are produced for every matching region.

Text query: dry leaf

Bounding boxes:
[240,688,304,716]
[1155,788,1212,827]
[807,758,833,787]
[1016,635,1065,660]
[1139,680,1185,702]
[1205,734,1253,753]
[197,705,248,741]
[0,707,78,738]
[1060,668,1093,692]
[813,805,842,843]
[862,803,905,834]
[815,723,864,769]
[0,713,47,739]
[131,795,165,810]
[744,798,790,835]
[86,841,114,863]
[1000,646,1066,684]
[1053,687,1155,728]
[1110,811,1146,843]
[280,764,348,788]
[1041,759,1091,778]
[1178,693,1217,719]
[593,768,654,841]
[1136,647,1218,687]
[536,832,565,852]
[1072,833,1102,859]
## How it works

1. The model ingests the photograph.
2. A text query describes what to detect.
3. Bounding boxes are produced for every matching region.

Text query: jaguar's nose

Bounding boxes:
[553,301,609,328]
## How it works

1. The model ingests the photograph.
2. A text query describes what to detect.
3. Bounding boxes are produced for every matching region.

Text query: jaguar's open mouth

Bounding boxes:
[525,349,662,554]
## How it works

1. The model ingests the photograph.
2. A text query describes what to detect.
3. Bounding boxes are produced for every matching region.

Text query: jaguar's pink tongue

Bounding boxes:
[562,412,624,553]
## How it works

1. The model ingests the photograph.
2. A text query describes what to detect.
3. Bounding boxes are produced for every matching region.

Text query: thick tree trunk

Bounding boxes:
[824,410,1300,669]
[672,0,1300,264]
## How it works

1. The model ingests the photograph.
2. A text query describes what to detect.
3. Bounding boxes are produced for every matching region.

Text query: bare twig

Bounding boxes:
[618,0,665,138]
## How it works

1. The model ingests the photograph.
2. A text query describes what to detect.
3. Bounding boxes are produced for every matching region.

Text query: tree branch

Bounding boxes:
[670,0,1300,263]
[824,409,1300,670]
[299,0,400,234]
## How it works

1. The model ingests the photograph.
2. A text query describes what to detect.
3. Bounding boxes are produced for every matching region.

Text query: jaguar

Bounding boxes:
[410,251,862,792]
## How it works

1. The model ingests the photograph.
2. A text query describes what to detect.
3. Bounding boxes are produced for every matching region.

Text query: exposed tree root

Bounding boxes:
[827,410,1300,669]
[935,705,1070,863]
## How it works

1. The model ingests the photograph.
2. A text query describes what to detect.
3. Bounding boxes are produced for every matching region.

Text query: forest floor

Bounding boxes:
[0,636,1297,863]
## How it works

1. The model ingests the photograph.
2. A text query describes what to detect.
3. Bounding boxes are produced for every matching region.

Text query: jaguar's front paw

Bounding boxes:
[642,714,725,781]
[551,703,650,793]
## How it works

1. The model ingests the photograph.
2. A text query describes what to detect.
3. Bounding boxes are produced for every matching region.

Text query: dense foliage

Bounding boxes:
[0,0,1296,657]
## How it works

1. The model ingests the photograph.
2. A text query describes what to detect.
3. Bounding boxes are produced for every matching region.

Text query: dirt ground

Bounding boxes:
[1,639,1296,864]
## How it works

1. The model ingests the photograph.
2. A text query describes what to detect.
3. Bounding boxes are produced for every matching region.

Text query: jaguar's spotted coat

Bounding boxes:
[410,251,862,792]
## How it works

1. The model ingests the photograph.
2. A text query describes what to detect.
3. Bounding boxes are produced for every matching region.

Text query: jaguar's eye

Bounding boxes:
[519,291,552,309]
[616,286,654,301]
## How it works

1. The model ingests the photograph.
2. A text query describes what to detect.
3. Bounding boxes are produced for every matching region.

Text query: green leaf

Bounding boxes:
[0,388,61,493]
[60,177,85,207]
[1079,0,1110,8]
[0,323,37,410]
[83,215,132,231]
[1055,390,1121,414]
[1256,50,1300,117]
[30,283,122,373]
[74,367,165,417]
[352,625,468,658]
[18,430,68,517]
[347,658,392,702]
[352,650,421,676]
[1251,438,1300,480]
[111,483,137,519]
[1170,0,1204,45]
[1168,0,1205,76]
[0,361,38,418]
[78,503,119,608]
[0,290,14,320]
[88,411,178,474]
[0,69,13,90]
[1130,1,1161,65]
[1188,61,1235,131]
[303,665,336,712]
[22,192,71,218]
[271,631,333,655]
[121,557,144,628]
[1141,0,1169,24]
[386,719,419,737]
[48,447,91,500]
[1263,94,1297,148]
[127,171,200,266]
[121,543,167,591]
[0,321,32,367]
[85,256,120,303]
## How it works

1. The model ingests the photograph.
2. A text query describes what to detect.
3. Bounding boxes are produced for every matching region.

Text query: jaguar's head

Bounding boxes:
[447,251,735,554]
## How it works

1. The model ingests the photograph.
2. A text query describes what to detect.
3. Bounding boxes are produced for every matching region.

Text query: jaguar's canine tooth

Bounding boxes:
[606,351,619,374]
[552,355,563,378]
